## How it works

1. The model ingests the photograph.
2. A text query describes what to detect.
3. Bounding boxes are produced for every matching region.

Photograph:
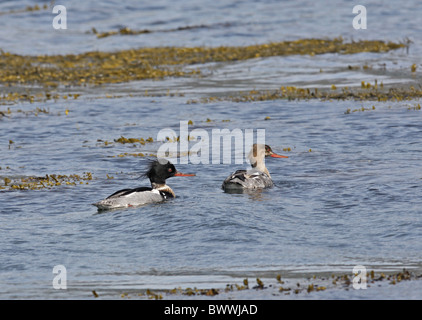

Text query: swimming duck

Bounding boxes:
[222,144,288,191]
[93,159,195,210]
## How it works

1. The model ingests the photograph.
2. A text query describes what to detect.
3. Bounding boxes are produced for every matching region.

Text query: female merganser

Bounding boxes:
[222,144,288,191]
[93,159,195,210]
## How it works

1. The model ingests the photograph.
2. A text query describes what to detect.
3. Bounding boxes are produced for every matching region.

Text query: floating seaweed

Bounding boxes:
[1,173,93,191]
[93,23,218,39]
[187,85,422,104]
[344,105,376,114]
[411,64,417,72]
[0,92,81,106]
[112,152,157,158]
[0,4,48,16]
[111,269,420,299]
[407,103,421,110]
[114,136,154,145]
[0,39,405,87]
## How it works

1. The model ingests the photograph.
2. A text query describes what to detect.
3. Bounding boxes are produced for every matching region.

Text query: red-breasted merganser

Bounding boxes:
[93,159,195,210]
[222,144,288,191]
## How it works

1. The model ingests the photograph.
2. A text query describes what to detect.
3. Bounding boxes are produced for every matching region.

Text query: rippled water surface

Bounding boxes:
[0,0,421,299]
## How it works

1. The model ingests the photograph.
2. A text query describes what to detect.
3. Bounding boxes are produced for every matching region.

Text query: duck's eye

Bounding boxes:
[168,168,173,172]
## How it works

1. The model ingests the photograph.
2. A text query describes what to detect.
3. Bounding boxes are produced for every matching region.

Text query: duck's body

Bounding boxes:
[93,160,194,210]
[93,185,174,210]
[222,169,274,191]
[222,144,287,191]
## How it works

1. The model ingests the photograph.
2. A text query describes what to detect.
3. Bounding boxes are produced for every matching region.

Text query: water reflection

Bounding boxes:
[223,187,270,202]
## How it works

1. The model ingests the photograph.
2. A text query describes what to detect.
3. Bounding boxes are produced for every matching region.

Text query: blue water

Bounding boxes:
[0,0,421,299]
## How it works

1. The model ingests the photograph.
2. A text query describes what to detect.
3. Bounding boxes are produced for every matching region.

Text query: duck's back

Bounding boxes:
[222,169,274,191]
[93,187,169,210]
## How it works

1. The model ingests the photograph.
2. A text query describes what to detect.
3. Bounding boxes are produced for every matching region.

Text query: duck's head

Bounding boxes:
[249,144,288,163]
[143,159,195,184]
[263,144,288,158]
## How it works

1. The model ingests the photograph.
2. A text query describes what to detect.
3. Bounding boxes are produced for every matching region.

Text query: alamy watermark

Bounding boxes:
[352,265,367,289]
[353,5,367,30]
[52,264,67,289]
[50,264,369,291]
[156,121,266,165]
[51,5,368,31]
[52,5,67,30]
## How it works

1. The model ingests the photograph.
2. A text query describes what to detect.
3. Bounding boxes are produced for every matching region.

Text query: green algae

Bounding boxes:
[0,106,55,117]
[92,24,214,39]
[114,136,154,145]
[0,38,405,87]
[187,84,422,104]
[112,269,421,299]
[345,105,376,114]
[95,136,155,148]
[0,91,80,106]
[0,4,48,16]
[114,152,146,158]
[407,103,421,110]
[94,136,156,157]
[0,172,93,191]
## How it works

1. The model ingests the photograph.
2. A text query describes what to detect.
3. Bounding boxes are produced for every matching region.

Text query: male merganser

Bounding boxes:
[93,159,195,210]
[222,144,288,191]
